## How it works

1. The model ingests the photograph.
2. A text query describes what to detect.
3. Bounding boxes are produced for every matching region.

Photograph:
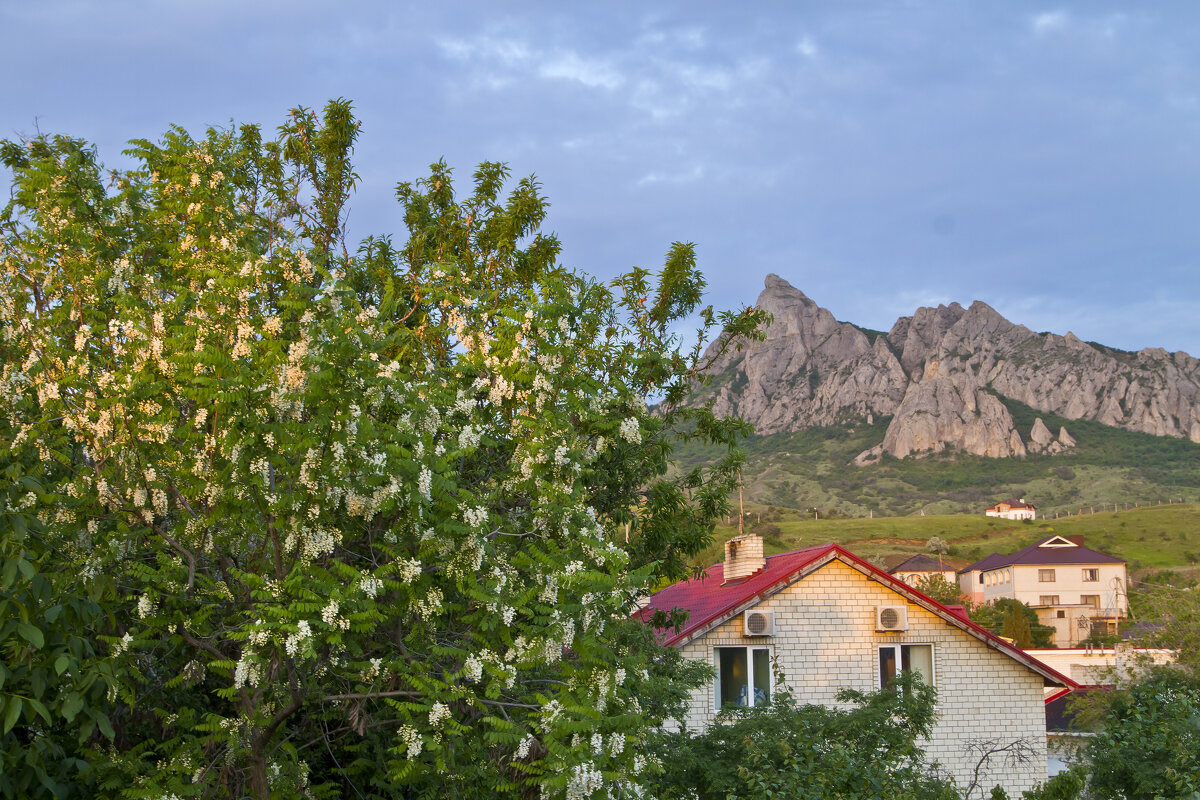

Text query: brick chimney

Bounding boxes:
[723,533,766,583]
[1067,535,1085,546]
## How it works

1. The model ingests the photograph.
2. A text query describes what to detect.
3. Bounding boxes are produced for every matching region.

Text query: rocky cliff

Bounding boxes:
[699,275,1200,460]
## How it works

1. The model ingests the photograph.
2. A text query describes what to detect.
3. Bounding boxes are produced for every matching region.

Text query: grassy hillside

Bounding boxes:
[672,396,1200,519]
[691,502,1200,574]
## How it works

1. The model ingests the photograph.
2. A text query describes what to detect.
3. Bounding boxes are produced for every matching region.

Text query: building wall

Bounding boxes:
[894,568,958,587]
[676,559,1049,796]
[986,506,1036,520]
[1010,563,1127,617]
[958,569,985,604]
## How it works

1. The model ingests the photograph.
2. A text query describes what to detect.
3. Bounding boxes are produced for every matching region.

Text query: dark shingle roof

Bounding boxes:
[889,553,955,573]
[960,536,1123,572]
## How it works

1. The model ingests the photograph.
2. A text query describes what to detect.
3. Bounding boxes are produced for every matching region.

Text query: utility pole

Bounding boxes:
[738,470,745,536]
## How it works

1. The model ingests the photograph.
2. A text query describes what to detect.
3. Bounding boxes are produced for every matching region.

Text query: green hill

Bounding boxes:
[692,502,1200,575]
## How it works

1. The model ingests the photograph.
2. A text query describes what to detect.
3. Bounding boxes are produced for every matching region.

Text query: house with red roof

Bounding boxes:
[986,498,1037,521]
[641,533,1075,797]
[956,535,1128,647]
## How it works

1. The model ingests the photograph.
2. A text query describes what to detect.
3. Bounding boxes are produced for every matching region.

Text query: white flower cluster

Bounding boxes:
[233,655,261,689]
[463,506,487,529]
[361,657,382,681]
[397,725,423,759]
[428,701,450,727]
[284,620,311,657]
[136,594,156,619]
[566,761,603,800]
[248,620,269,647]
[397,558,421,583]
[416,588,443,620]
[618,416,641,443]
[360,576,383,598]
[462,655,483,683]
[417,466,432,501]
[515,734,534,760]
[321,599,348,630]
[112,631,133,656]
[457,424,481,450]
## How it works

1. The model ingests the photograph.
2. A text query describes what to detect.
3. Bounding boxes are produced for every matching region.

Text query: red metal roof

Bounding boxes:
[640,545,831,647]
[640,542,1077,689]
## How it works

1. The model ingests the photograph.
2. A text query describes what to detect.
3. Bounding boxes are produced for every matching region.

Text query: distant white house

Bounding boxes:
[640,534,1075,796]
[986,499,1037,521]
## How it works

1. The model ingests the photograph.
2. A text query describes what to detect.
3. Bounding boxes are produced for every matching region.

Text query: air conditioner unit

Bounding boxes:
[876,605,908,631]
[743,610,776,637]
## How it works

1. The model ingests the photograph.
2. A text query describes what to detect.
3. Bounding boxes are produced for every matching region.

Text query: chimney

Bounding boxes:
[1067,535,1084,546]
[723,533,766,583]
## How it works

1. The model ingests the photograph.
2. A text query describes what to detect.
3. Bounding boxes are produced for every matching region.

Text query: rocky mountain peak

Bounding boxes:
[698,276,1200,459]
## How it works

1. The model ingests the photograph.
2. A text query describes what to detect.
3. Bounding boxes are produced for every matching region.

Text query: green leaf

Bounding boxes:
[62,693,84,723]
[16,621,44,649]
[17,557,34,580]
[28,698,51,725]
[55,654,70,675]
[1,557,16,590]
[96,712,115,740]
[2,697,20,734]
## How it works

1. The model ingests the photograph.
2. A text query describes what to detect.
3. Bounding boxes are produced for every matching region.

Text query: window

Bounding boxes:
[716,646,771,708]
[1081,595,1100,609]
[1039,595,1060,606]
[878,644,934,690]
[1056,610,1066,618]
[978,573,984,585]
[1039,569,1056,582]
[1082,568,1099,582]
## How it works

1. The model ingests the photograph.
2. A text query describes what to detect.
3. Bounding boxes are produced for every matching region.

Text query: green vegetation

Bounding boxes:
[693,502,1200,571]
[0,102,767,799]
[674,397,1200,520]
[650,673,961,800]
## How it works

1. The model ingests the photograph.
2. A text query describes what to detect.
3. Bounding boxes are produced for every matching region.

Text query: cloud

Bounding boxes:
[538,52,623,89]
[636,164,706,186]
[437,34,531,66]
[796,35,819,59]
[1030,10,1069,36]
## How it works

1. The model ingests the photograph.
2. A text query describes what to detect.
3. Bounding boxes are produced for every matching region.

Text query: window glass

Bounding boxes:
[717,646,771,708]
[1082,568,1099,582]
[1039,569,1056,582]
[1081,595,1100,609]
[879,646,897,688]
[752,648,771,706]
[879,644,933,689]
[718,647,747,708]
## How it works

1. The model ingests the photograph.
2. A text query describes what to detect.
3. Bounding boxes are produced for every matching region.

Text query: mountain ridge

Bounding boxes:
[698,275,1200,460]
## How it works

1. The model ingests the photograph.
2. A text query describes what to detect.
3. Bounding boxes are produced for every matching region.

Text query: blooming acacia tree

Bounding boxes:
[0,101,764,798]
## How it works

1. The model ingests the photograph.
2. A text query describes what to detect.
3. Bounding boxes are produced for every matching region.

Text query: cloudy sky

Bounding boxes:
[4,1,1199,355]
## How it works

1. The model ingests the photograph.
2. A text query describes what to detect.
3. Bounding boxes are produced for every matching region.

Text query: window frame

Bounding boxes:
[714,645,773,709]
[1039,569,1056,583]
[1039,595,1060,606]
[1081,594,1101,609]
[878,643,935,691]
[1082,568,1100,582]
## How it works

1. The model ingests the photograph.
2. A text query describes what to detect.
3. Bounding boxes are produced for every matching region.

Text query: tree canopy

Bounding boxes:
[0,100,765,799]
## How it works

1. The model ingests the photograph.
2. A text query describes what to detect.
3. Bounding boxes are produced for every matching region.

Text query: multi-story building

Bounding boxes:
[958,535,1128,647]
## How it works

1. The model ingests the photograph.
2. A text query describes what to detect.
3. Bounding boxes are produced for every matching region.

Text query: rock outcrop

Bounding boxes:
[697,275,1200,460]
